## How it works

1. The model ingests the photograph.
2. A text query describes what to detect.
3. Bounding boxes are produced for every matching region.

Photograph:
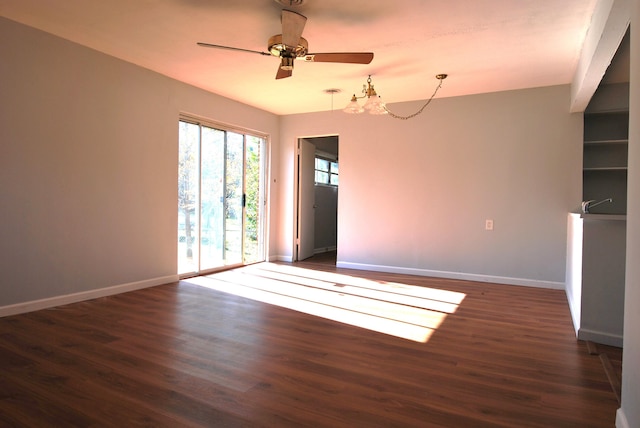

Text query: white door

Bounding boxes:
[297,139,315,260]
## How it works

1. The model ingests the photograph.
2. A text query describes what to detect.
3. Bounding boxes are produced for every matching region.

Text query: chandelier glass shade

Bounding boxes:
[343,95,364,113]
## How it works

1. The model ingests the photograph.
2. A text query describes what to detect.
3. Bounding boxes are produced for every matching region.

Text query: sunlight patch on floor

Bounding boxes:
[185,263,465,343]
[255,263,465,311]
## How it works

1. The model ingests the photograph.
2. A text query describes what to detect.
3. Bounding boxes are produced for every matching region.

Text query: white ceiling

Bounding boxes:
[1,0,603,115]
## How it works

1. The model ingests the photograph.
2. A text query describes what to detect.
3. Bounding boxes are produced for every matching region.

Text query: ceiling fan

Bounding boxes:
[197,9,374,79]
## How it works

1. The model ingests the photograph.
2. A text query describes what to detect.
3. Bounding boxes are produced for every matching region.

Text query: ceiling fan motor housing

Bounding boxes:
[268,34,308,58]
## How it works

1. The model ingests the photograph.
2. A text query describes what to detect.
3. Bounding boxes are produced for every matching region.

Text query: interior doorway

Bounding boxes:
[295,136,338,262]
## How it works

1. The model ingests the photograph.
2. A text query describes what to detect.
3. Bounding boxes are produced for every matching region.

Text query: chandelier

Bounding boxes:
[343,74,447,119]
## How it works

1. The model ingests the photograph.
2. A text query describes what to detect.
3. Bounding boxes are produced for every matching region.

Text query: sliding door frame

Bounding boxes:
[178,114,270,278]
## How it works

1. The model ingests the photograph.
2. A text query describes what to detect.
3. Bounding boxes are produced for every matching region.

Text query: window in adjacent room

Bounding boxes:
[315,157,338,186]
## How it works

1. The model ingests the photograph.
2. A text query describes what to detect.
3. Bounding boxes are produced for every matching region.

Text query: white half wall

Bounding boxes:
[279,85,583,286]
[0,18,279,309]
[565,213,584,334]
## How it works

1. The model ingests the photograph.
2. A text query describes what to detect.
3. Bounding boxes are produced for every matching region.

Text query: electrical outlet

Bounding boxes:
[485,219,494,231]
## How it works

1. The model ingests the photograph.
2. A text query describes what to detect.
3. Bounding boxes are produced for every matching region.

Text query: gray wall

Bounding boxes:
[0,18,280,308]
[279,86,583,288]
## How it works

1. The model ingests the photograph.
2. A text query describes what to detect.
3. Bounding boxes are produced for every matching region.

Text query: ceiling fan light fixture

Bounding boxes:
[280,56,295,70]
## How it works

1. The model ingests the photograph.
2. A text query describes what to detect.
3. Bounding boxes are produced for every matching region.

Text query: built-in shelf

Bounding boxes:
[582,93,628,215]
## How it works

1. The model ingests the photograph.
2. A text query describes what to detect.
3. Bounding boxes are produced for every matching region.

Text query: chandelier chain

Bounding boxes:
[383,78,444,120]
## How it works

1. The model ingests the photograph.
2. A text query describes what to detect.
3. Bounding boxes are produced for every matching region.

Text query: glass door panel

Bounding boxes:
[178,121,200,275]
[200,127,225,270]
[178,119,266,275]
[244,136,265,263]
[224,132,244,265]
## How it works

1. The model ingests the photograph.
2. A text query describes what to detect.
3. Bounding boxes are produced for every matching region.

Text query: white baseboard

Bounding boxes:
[314,246,337,255]
[335,261,565,290]
[578,328,624,347]
[270,254,293,262]
[616,407,630,428]
[0,275,178,317]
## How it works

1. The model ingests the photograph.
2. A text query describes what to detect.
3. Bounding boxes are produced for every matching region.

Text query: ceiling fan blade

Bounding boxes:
[197,42,270,56]
[303,52,374,64]
[281,10,307,48]
[276,67,292,80]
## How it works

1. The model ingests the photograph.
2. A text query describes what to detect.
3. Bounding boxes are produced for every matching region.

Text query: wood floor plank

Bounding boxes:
[0,259,622,427]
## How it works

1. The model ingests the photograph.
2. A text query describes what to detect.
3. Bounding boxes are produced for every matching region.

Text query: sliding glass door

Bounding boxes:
[178,119,266,275]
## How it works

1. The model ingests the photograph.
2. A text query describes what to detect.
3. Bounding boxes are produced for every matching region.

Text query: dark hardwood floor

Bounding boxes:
[0,259,622,427]
[300,250,337,265]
